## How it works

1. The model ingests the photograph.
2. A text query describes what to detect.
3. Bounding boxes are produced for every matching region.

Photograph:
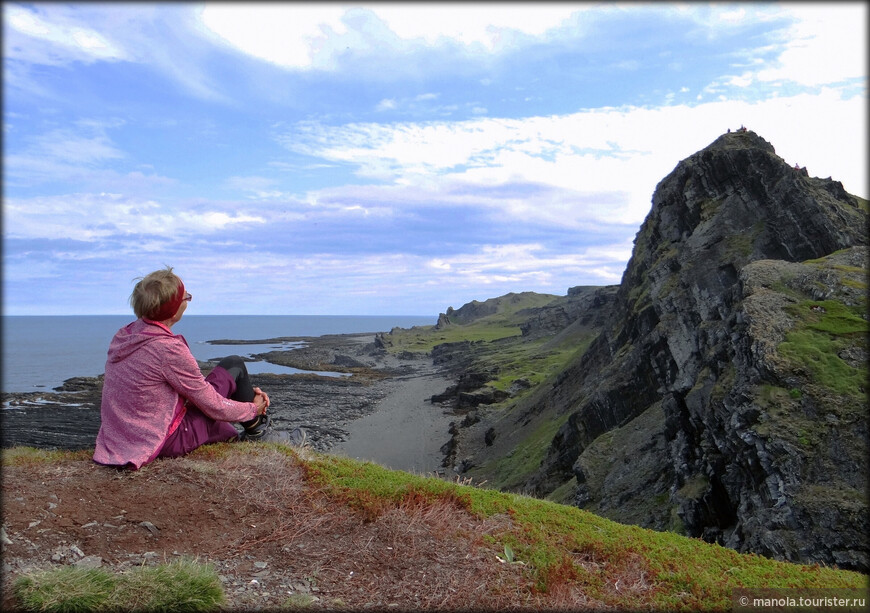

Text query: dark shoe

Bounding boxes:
[240,413,271,440]
[240,414,308,447]
[257,427,308,446]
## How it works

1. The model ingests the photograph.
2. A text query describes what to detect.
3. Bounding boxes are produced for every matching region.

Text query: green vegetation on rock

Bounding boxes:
[779,300,867,399]
[385,291,598,399]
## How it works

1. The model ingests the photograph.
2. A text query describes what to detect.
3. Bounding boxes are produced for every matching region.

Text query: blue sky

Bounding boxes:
[3,2,867,316]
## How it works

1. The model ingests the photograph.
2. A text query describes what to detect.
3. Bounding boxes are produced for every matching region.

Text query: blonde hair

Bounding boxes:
[129,266,182,320]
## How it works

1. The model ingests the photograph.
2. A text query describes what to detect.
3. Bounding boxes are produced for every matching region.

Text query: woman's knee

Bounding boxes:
[216,355,247,376]
[214,355,255,402]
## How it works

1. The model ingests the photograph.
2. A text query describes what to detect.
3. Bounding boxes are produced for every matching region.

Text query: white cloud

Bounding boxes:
[164,239,628,314]
[371,4,582,48]
[755,4,867,87]
[277,92,868,230]
[197,3,585,69]
[3,4,130,64]
[198,3,352,69]
[4,2,866,317]
[4,193,264,241]
[424,242,630,287]
[4,128,124,188]
[4,4,233,101]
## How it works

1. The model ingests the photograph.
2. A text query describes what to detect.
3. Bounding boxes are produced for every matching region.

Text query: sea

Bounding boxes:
[1,315,435,394]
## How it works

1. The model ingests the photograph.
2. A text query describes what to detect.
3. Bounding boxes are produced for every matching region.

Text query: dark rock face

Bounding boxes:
[520,286,618,339]
[524,130,869,571]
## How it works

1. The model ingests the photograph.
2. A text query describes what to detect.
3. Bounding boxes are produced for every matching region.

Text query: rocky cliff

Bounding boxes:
[458,130,868,571]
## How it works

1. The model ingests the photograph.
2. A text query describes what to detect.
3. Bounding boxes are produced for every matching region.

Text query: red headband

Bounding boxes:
[150,280,185,321]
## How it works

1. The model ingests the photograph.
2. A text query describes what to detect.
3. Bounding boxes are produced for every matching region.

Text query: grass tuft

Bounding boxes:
[13,567,116,613]
[2,448,93,467]
[13,559,223,613]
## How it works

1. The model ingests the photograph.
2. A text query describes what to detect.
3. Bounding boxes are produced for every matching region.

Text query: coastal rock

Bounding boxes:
[434,312,451,329]
[1,335,429,454]
[520,130,868,571]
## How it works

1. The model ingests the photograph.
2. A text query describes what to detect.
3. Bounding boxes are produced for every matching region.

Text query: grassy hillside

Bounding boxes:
[380,291,608,492]
[383,291,596,395]
[2,444,866,612]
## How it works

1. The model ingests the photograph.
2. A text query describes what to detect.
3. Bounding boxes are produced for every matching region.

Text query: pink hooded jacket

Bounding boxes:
[93,319,258,469]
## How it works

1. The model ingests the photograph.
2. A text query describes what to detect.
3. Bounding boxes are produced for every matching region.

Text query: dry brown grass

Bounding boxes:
[2,444,604,611]
[6,444,864,612]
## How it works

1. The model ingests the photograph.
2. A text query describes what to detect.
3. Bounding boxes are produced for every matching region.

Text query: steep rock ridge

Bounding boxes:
[522,130,868,570]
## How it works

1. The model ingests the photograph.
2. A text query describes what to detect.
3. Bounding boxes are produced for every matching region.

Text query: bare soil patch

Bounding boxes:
[2,446,603,611]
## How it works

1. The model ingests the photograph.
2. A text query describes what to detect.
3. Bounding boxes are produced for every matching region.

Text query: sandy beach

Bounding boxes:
[332,369,456,475]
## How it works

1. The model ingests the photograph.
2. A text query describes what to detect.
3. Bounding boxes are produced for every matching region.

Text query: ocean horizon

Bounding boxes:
[1,314,435,394]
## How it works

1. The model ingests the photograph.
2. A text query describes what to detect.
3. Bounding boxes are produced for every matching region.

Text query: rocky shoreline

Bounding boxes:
[1,332,458,470]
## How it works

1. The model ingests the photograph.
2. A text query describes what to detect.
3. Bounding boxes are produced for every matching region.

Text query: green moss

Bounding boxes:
[545,476,578,505]
[283,593,318,609]
[711,363,736,403]
[487,413,571,491]
[14,567,117,613]
[787,300,867,336]
[776,301,868,399]
[385,292,602,415]
[385,293,561,355]
[488,334,594,395]
[386,323,521,354]
[842,277,868,290]
[700,197,724,221]
[678,474,710,500]
[796,483,867,512]
[778,330,865,397]
[725,220,765,260]
[831,264,866,275]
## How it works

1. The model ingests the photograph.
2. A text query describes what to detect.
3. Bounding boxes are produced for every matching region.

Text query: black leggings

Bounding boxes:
[216,355,255,402]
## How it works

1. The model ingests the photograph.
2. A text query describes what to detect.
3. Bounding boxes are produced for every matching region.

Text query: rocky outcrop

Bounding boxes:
[520,130,868,571]
[519,286,618,339]
[438,292,558,326]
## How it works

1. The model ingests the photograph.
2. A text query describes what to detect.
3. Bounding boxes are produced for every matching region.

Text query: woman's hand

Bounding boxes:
[253,387,270,415]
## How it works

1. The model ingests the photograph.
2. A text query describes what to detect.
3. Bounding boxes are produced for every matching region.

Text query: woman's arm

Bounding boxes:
[162,342,260,422]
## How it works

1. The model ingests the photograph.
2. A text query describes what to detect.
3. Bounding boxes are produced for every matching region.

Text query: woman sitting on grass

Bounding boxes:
[94,266,298,470]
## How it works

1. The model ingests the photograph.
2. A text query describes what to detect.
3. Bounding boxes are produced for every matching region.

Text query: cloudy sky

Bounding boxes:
[3,2,867,316]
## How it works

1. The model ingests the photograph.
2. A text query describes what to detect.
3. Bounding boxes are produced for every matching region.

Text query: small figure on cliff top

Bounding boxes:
[93,266,304,470]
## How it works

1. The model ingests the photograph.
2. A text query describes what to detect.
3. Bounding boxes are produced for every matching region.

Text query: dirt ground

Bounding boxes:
[1,445,603,612]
